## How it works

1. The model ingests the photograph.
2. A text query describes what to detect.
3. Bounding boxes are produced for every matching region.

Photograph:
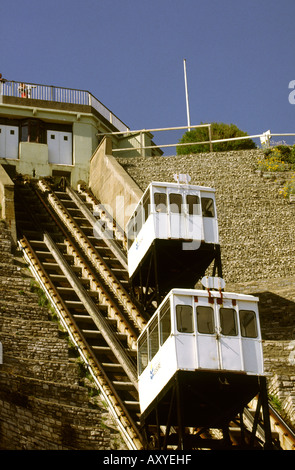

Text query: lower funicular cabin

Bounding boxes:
[137,280,264,428]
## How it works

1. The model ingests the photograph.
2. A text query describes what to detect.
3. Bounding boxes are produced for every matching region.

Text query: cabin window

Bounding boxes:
[169,193,182,213]
[134,204,143,235]
[132,212,138,238]
[201,197,215,217]
[159,301,171,346]
[196,306,214,334]
[176,305,194,333]
[143,192,151,222]
[186,194,200,215]
[127,215,136,249]
[154,192,167,213]
[138,332,148,375]
[149,316,159,360]
[219,308,238,336]
[239,310,258,338]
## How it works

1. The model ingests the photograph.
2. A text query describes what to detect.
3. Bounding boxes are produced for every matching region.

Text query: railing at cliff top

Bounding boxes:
[0,80,129,133]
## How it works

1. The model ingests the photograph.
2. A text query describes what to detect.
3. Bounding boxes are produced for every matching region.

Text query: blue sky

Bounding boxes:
[1,0,295,153]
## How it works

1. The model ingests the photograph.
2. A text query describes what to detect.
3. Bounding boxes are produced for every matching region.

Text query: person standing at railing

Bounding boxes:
[18,83,28,98]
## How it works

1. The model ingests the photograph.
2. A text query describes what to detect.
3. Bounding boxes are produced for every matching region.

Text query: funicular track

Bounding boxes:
[14,177,146,450]
[12,177,295,451]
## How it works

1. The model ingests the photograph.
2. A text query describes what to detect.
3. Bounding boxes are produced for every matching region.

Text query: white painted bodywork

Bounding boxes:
[138,288,264,414]
[127,181,219,278]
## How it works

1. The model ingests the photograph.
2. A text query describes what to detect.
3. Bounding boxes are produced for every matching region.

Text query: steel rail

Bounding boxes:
[77,186,128,250]
[19,237,142,450]
[65,185,128,271]
[31,181,140,347]
[43,231,138,387]
[37,179,148,332]
[248,397,295,450]
[268,404,295,450]
[14,180,144,449]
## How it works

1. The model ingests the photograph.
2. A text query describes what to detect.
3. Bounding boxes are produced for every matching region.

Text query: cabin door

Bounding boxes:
[183,189,203,248]
[167,188,203,242]
[195,304,220,369]
[195,301,242,371]
[217,305,243,371]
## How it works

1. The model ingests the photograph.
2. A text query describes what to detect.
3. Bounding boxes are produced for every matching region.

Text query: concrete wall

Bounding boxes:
[18,142,49,178]
[116,131,162,158]
[89,137,143,231]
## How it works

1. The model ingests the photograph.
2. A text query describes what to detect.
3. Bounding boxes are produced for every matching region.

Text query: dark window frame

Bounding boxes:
[154,192,168,213]
[219,307,238,336]
[201,197,215,218]
[239,310,258,338]
[169,193,183,214]
[196,305,215,334]
[176,304,194,333]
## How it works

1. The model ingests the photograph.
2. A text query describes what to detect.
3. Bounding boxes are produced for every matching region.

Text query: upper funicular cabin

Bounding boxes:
[126,181,219,280]
[0,79,162,188]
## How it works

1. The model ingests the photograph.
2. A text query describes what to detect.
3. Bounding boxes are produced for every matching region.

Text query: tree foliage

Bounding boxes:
[177,122,256,154]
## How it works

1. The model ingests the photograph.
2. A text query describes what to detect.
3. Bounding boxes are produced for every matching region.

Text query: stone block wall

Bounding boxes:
[118,149,295,429]
[118,149,295,283]
[0,220,126,450]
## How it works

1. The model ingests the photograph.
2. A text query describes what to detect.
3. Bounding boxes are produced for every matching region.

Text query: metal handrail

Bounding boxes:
[0,79,129,133]
[109,128,295,154]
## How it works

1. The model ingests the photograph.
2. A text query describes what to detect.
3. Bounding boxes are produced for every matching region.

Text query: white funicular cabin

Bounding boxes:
[127,181,221,308]
[137,279,264,425]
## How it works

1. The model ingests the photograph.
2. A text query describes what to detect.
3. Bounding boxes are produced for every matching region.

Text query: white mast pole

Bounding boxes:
[183,58,191,131]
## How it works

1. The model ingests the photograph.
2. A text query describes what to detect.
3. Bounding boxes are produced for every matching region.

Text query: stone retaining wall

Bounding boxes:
[118,149,295,283]
[118,149,295,429]
[0,220,126,450]
[1,146,295,443]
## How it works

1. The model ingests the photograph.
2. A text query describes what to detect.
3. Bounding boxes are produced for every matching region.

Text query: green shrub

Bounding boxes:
[177,122,256,154]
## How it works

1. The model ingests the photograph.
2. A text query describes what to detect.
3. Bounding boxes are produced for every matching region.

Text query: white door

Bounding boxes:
[238,304,263,374]
[183,189,203,249]
[201,194,218,243]
[60,132,72,165]
[0,125,19,159]
[218,306,242,371]
[174,297,197,370]
[47,130,72,164]
[195,302,242,371]
[47,131,60,163]
[167,189,185,239]
[167,188,203,242]
[196,304,220,369]
[153,187,168,239]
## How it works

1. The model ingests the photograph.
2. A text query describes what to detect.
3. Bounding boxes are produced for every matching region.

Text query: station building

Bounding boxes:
[0,79,161,188]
